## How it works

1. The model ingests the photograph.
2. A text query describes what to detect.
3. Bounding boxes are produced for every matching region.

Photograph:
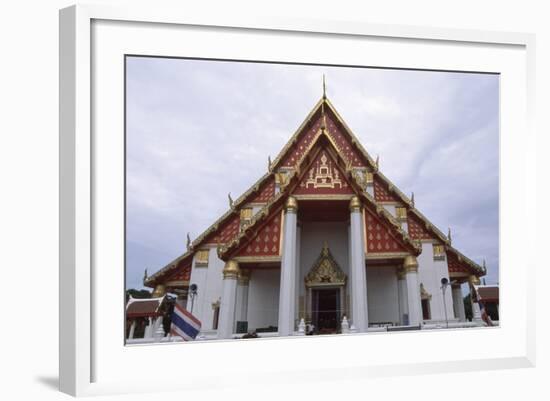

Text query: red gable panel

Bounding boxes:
[373,177,401,203]
[365,209,408,253]
[280,109,367,168]
[407,213,434,241]
[246,177,276,204]
[203,214,241,245]
[281,118,322,167]
[164,259,192,282]
[294,149,354,196]
[235,212,282,257]
[447,251,471,275]
[325,114,366,168]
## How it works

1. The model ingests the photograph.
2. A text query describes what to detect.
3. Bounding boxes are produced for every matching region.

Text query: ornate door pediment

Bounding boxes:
[305,242,347,287]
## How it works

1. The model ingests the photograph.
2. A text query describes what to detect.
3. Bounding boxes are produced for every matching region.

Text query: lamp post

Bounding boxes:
[440,278,449,328]
[189,283,198,314]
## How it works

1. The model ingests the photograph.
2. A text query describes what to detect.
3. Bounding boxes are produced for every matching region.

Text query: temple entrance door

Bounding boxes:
[312,288,340,334]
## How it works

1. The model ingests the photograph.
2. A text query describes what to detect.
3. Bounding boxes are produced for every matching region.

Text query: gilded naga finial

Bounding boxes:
[268,155,272,171]
[448,227,452,244]
[411,192,415,208]
[186,232,191,250]
[322,74,327,99]
[228,193,234,208]
[375,154,380,170]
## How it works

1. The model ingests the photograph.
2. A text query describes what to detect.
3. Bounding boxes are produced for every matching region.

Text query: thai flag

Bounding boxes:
[170,304,202,341]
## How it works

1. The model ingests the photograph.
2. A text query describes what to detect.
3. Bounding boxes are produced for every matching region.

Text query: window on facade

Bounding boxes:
[395,206,407,220]
[433,244,446,260]
[195,249,209,267]
[421,299,431,320]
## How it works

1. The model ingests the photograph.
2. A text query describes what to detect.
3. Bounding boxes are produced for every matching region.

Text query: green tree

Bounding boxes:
[126,288,151,302]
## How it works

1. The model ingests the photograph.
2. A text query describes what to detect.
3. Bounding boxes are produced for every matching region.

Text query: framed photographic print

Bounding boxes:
[60,4,535,397]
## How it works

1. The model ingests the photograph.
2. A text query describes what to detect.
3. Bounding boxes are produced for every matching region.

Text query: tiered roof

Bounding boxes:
[144,95,485,288]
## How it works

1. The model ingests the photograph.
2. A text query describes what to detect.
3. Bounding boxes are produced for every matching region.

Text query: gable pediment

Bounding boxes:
[305,243,347,287]
[293,147,354,196]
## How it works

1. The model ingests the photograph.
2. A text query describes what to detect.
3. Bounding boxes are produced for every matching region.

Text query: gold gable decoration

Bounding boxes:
[303,153,344,189]
[305,242,347,287]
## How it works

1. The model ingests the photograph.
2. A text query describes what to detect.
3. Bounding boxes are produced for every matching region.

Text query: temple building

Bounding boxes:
[141,89,489,341]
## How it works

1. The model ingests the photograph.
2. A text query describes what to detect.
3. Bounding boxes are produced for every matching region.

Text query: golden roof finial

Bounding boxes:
[186,232,191,250]
[268,155,272,171]
[322,74,326,99]
[448,227,452,244]
[375,154,380,170]
[411,192,415,208]
[228,193,234,208]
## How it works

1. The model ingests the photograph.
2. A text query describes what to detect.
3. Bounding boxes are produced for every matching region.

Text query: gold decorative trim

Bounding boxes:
[233,255,282,263]
[349,195,362,212]
[403,255,419,273]
[366,252,410,260]
[285,196,298,213]
[293,194,353,201]
[223,260,240,279]
[305,243,347,287]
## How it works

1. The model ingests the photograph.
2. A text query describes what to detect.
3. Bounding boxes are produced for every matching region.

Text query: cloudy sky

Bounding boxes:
[125,56,499,290]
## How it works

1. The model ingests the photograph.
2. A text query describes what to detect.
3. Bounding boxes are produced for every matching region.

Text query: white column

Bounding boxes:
[153,316,165,339]
[235,269,250,324]
[349,196,369,332]
[217,260,240,339]
[145,317,154,338]
[397,268,409,325]
[278,196,298,336]
[404,255,422,326]
[469,276,482,322]
[128,321,136,339]
[295,225,301,326]
[451,284,466,322]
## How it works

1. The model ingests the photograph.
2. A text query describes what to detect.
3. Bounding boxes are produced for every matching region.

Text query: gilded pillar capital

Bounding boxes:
[223,259,240,279]
[349,195,362,212]
[285,196,298,213]
[403,255,419,273]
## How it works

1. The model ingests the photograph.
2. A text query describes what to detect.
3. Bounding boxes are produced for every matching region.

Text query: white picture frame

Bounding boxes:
[59,4,536,397]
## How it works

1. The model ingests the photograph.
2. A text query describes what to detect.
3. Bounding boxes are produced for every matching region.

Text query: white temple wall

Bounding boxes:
[366,265,399,325]
[298,221,350,298]
[417,242,454,322]
[187,246,224,330]
[247,269,280,331]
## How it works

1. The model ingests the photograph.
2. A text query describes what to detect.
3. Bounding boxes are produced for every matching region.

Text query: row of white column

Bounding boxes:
[215,195,482,339]
[396,255,423,326]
